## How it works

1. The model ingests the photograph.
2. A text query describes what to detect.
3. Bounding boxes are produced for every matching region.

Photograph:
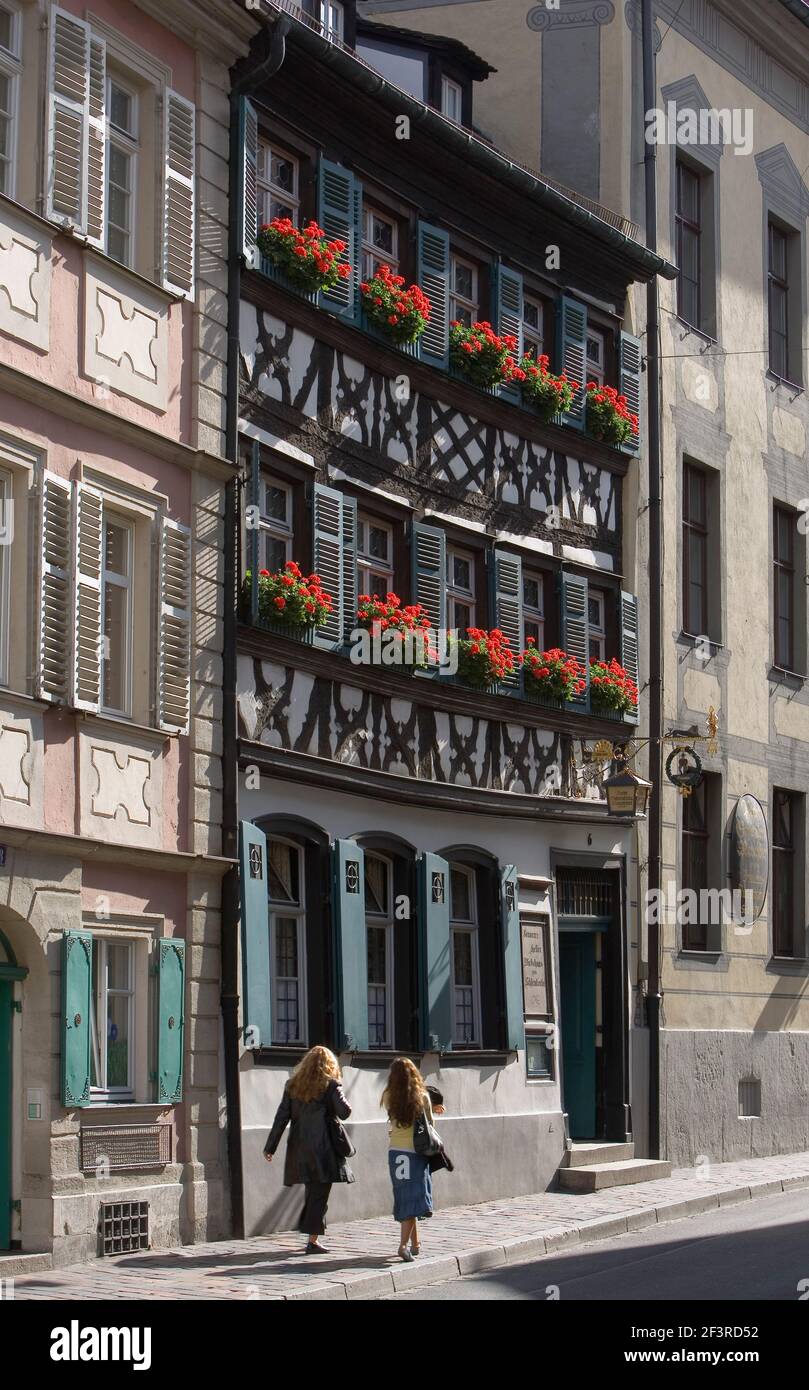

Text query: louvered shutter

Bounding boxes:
[412,521,446,632]
[619,331,642,454]
[37,471,72,703]
[620,590,640,725]
[157,517,192,733]
[240,97,259,266]
[156,938,185,1103]
[491,549,523,689]
[500,866,524,1051]
[239,821,272,1049]
[73,482,103,712]
[561,571,590,708]
[417,222,450,368]
[341,492,358,643]
[557,294,587,429]
[46,7,91,229]
[312,484,355,648]
[332,839,367,1052]
[317,158,361,319]
[248,438,260,622]
[495,263,524,403]
[418,852,451,1052]
[163,89,195,298]
[86,36,106,248]
[61,929,92,1108]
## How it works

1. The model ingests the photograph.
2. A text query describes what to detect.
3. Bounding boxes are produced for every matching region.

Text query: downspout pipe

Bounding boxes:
[221,13,290,1240]
[642,0,663,1161]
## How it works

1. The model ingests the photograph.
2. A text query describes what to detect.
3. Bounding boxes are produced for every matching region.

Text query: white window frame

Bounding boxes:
[365,852,393,1050]
[446,545,476,632]
[267,836,308,1047]
[523,570,545,650]
[361,205,398,281]
[586,328,605,386]
[105,72,139,268]
[441,75,463,124]
[523,293,544,360]
[358,514,394,598]
[259,473,293,574]
[588,587,606,662]
[90,936,136,1101]
[0,0,21,200]
[100,509,133,718]
[257,137,300,229]
[449,863,481,1047]
[319,0,344,42]
[450,253,478,327]
[0,465,12,687]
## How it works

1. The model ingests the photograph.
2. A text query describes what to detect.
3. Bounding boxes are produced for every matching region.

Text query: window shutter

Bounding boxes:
[248,438,260,622]
[46,7,91,230]
[157,517,192,734]
[620,590,640,725]
[37,471,72,704]
[86,36,106,248]
[73,481,103,712]
[163,89,195,298]
[312,483,355,648]
[557,294,587,429]
[332,839,367,1052]
[495,262,523,403]
[238,821,272,1050]
[240,97,259,266]
[491,548,523,689]
[61,929,92,1108]
[500,866,524,1051]
[412,521,446,632]
[417,222,450,368]
[619,330,642,454]
[317,158,361,319]
[341,491,358,643]
[561,571,590,707]
[418,852,451,1052]
[157,938,185,1103]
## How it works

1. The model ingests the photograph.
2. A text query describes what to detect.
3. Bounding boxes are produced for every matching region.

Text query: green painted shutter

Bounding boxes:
[317,158,361,319]
[332,839,367,1051]
[561,571,590,708]
[313,484,355,648]
[412,521,446,632]
[157,938,185,1104]
[491,548,523,689]
[417,221,450,368]
[500,866,524,1051]
[249,439,260,622]
[619,330,642,454]
[240,97,259,264]
[341,491,358,644]
[620,590,640,725]
[557,294,587,429]
[418,852,451,1052]
[495,262,523,403]
[61,929,92,1108]
[239,820,272,1049]
[0,980,11,1249]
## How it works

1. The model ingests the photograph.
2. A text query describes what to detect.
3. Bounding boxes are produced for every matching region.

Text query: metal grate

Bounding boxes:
[738,1077,761,1118]
[556,868,615,918]
[81,1124,172,1174]
[99,1200,150,1256]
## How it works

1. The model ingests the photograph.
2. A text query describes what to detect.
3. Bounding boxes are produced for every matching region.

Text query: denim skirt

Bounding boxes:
[389,1148,433,1222]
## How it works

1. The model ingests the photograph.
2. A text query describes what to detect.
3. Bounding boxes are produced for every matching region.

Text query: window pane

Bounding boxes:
[103,582,127,711]
[0,73,9,113]
[0,11,12,53]
[268,841,299,904]
[453,261,473,299]
[106,992,129,1087]
[769,226,787,280]
[109,84,134,136]
[453,929,473,985]
[523,576,540,610]
[276,917,299,978]
[263,536,287,573]
[450,868,471,922]
[367,524,389,561]
[453,601,472,631]
[275,916,300,1043]
[451,554,471,590]
[365,856,388,916]
[271,153,295,193]
[105,520,129,576]
[264,483,288,524]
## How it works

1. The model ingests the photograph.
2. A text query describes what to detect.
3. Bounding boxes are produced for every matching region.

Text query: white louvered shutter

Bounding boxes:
[86,36,106,248]
[46,7,92,230]
[157,517,192,733]
[162,90,195,298]
[73,482,103,711]
[241,97,259,265]
[37,472,72,703]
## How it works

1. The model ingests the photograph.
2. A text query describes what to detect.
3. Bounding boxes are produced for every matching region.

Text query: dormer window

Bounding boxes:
[441,75,463,123]
[319,0,344,42]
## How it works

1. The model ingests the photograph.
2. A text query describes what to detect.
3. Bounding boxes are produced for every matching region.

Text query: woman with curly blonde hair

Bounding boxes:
[381,1057,435,1261]
[264,1045,354,1253]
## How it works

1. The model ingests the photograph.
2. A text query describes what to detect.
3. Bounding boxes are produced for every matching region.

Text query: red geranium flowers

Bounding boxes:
[449,321,528,391]
[251,560,333,628]
[256,217,351,295]
[360,265,431,346]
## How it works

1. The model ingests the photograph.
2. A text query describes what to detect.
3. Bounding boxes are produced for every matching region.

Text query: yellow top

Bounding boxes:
[383,1090,433,1151]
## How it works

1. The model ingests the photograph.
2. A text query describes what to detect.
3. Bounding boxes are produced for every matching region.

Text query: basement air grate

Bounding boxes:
[99,1200,150,1256]
[738,1077,761,1118]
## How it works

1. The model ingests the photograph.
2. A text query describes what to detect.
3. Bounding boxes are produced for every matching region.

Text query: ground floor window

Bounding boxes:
[90,937,135,1099]
[449,864,481,1046]
[365,852,393,1048]
[268,837,307,1044]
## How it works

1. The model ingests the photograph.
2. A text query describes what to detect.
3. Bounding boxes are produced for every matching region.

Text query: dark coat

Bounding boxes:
[264,1078,355,1186]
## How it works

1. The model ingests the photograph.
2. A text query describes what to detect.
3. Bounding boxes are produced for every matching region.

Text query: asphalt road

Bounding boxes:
[384,1189,809,1300]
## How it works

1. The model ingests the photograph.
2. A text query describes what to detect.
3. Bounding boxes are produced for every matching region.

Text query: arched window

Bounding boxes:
[448,863,481,1047]
[365,852,393,1048]
[354,834,418,1053]
[267,837,307,1045]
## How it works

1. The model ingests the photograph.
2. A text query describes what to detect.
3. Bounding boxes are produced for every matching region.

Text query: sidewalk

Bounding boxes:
[8,1150,809,1300]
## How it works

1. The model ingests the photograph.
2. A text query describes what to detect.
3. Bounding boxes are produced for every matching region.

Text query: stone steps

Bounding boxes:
[563,1141,635,1168]
[0,1250,54,1276]
[558,1157,672,1193]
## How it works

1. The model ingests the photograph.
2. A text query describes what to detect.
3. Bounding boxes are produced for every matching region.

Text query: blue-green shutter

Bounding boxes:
[312,484,356,648]
[240,97,259,264]
[500,866,524,1051]
[557,294,587,429]
[239,820,272,1049]
[495,262,523,403]
[157,939,185,1103]
[317,158,361,319]
[417,222,451,368]
[490,548,523,689]
[61,929,92,1108]
[249,438,260,622]
[412,521,446,632]
[332,839,367,1051]
[620,590,640,725]
[619,331,642,453]
[561,571,590,708]
[418,852,451,1052]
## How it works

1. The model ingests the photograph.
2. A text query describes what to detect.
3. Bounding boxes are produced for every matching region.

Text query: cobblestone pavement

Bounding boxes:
[8,1151,809,1301]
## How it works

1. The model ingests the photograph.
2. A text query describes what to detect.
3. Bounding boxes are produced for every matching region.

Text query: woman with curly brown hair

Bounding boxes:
[381,1057,435,1261]
[264,1045,354,1254]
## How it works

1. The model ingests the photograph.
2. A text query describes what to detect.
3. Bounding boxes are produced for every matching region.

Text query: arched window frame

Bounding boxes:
[266,835,308,1047]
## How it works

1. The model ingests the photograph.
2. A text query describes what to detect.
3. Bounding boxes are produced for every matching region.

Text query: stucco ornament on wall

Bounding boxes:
[0,723,32,803]
[83,259,169,411]
[90,747,153,825]
[0,206,52,351]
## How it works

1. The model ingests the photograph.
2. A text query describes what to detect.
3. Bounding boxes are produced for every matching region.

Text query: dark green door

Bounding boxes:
[560,934,597,1139]
[0,980,11,1249]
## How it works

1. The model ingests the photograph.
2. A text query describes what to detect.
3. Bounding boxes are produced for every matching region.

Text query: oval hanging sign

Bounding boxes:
[728,794,769,925]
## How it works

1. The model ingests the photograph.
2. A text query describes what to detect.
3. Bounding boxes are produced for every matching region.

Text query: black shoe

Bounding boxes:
[305,1242,329,1254]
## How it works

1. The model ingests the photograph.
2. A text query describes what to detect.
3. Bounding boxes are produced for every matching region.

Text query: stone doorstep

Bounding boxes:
[0,1251,54,1277]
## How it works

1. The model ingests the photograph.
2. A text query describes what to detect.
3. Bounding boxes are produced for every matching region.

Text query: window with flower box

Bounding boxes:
[259,474,294,575]
[523,294,544,360]
[358,514,394,597]
[522,570,546,650]
[361,205,398,280]
[450,253,479,327]
[587,587,607,662]
[586,328,605,387]
[446,546,476,631]
[257,139,300,227]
